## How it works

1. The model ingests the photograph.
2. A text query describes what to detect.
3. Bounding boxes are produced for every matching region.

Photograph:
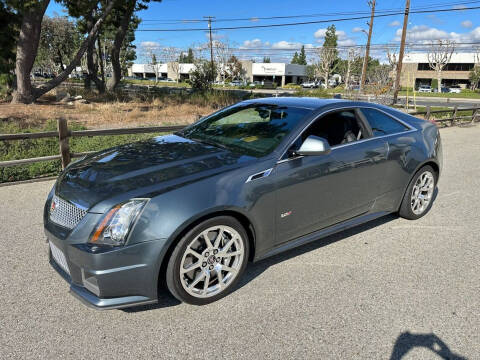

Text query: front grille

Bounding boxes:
[49,195,87,229]
[49,241,70,275]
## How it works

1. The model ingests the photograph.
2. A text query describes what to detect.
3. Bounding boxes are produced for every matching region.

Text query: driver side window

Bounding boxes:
[289,109,366,154]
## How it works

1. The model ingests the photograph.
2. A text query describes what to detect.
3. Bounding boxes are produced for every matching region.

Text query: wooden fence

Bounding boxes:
[0,119,186,168]
[1,105,479,169]
[409,105,480,126]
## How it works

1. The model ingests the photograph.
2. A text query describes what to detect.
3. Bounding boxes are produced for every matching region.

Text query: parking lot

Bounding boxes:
[0,125,479,359]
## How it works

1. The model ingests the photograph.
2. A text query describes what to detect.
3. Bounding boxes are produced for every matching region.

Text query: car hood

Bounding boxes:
[55,134,254,210]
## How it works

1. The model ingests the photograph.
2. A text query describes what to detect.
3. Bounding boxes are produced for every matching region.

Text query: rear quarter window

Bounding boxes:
[361,108,410,137]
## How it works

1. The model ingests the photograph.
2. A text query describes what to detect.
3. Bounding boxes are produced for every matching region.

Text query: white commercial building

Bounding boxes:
[400,52,479,88]
[129,61,308,85]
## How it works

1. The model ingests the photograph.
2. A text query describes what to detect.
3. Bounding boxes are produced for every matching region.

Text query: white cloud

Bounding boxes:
[461,20,473,29]
[140,41,160,48]
[241,39,270,48]
[389,20,401,27]
[393,24,480,47]
[271,41,314,50]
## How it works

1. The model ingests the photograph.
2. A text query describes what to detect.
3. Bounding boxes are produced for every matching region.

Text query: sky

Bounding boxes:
[45,0,480,63]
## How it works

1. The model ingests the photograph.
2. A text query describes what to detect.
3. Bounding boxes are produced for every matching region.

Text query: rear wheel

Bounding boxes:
[399,165,437,220]
[166,216,249,305]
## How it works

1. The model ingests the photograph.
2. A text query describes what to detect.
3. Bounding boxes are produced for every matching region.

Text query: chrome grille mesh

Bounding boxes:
[49,241,70,275]
[49,195,87,229]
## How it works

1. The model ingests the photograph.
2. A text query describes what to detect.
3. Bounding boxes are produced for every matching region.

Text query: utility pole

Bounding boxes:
[393,0,411,104]
[204,16,216,83]
[360,0,376,93]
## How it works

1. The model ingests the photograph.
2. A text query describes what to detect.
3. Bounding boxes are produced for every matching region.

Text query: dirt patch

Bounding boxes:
[0,98,214,130]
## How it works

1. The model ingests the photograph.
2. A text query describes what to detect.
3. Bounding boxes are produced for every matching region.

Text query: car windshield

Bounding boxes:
[179,103,311,157]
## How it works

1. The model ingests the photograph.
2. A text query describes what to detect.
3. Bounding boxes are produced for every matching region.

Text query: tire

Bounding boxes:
[399,165,437,220]
[166,216,250,305]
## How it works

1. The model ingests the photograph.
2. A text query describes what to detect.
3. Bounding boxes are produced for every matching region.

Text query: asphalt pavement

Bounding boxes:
[0,125,479,359]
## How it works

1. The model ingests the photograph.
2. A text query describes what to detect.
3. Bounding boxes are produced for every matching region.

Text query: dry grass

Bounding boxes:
[0,98,214,130]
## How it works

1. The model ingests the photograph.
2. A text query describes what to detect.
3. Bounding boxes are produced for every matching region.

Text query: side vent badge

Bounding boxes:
[246,168,273,183]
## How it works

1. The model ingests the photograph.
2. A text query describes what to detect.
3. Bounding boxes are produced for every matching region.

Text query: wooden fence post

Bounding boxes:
[451,105,458,126]
[425,106,431,121]
[57,118,71,169]
[472,106,479,124]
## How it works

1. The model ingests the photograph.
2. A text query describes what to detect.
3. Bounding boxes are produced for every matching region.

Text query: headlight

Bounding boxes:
[89,199,148,246]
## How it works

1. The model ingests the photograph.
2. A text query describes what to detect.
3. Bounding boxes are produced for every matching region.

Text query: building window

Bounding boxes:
[417,63,474,71]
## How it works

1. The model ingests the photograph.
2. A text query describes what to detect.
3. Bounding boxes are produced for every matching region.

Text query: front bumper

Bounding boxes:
[46,228,167,310]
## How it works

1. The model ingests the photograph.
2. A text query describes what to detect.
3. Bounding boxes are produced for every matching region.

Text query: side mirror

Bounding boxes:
[296,135,331,156]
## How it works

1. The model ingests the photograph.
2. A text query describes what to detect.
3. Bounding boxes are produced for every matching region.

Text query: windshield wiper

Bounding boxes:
[189,136,230,151]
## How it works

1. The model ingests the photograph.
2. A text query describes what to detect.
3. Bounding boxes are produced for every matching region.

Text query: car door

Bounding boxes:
[273,108,388,245]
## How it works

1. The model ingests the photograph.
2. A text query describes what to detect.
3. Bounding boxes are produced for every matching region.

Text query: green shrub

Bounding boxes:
[294,88,330,98]
[283,83,301,89]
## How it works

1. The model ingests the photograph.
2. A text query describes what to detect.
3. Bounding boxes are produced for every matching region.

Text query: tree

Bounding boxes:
[213,40,233,82]
[313,24,339,87]
[344,48,357,89]
[469,48,480,91]
[163,47,181,82]
[314,47,337,87]
[298,46,307,65]
[323,25,338,57]
[428,40,455,93]
[0,1,19,87]
[367,63,395,104]
[11,0,117,104]
[189,60,215,90]
[179,48,194,63]
[107,0,139,91]
[35,16,82,75]
[140,41,162,82]
[305,65,316,80]
[291,52,299,64]
[469,68,480,91]
[225,55,244,81]
[262,57,271,63]
[386,47,399,82]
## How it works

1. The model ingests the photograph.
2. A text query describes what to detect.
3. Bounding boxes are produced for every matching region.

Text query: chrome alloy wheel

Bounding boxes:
[179,225,245,298]
[411,171,435,215]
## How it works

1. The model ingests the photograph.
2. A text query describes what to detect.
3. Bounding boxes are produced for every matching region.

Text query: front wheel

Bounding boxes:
[399,165,437,220]
[166,216,249,305]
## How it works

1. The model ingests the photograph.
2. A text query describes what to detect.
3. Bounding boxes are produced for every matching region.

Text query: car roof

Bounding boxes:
[241,97,348,110]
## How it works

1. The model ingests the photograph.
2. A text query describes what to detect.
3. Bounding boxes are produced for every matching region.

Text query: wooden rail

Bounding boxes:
[0,119,186,168]
[410,105,480,125]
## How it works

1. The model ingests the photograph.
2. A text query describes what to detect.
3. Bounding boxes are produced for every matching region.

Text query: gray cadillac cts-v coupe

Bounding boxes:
[44,97,442,308]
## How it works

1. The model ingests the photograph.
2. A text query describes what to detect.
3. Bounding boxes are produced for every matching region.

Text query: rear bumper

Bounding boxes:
[46,229,167,310]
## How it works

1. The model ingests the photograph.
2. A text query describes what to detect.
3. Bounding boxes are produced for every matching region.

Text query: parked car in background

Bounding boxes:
[249,81,263,87]
[418,85,432,93]
[45,97,442,308]
[449,85,462,94]
[230,80,244,87]
[302,81,318,88]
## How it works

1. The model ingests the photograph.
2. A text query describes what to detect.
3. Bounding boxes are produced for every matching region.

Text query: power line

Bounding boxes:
[136,5,480,32]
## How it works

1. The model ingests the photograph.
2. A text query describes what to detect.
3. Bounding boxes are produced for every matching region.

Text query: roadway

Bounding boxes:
[1,125,479,359]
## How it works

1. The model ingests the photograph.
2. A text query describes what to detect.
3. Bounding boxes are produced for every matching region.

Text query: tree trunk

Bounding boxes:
[107,0,136,91]
[11,0,51,104]
[97,36,106,90]
[30,0,117,102]
[437,71,442,93]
